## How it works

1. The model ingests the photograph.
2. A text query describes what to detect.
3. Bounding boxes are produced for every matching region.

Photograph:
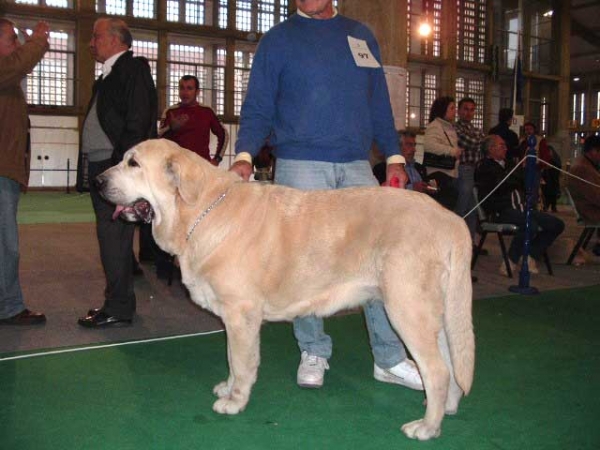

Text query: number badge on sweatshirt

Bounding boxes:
[347,36,381,68]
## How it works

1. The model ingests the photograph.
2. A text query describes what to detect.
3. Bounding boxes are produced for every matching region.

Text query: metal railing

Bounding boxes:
[30,157,78,193]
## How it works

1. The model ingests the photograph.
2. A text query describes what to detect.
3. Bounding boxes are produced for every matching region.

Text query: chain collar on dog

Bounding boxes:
[186,185,233,242]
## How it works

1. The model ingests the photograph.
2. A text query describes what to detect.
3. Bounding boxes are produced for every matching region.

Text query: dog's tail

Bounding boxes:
[444,222,475,395]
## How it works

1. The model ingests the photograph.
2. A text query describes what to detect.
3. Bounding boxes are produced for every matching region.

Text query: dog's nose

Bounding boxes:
[93,175,106,191]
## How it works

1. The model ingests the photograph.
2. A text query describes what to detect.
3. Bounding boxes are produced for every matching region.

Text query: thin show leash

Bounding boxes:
[186,185,234,242]
[462,154,600,220]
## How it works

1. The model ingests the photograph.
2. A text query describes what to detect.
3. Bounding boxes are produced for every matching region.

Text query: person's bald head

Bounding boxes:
[0,19,20,58]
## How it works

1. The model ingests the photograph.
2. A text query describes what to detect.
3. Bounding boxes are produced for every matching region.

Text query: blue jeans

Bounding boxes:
[274,159,407,368]
[0,176,26,319]
[454,164,477,241]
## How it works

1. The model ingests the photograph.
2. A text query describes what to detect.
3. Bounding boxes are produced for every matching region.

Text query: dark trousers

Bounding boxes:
[89,159,136,319]
[498,208,565,263]
[138,223,156,261]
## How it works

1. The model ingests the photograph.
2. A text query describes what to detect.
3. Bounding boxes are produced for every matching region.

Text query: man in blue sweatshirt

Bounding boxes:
[231,0,422,391]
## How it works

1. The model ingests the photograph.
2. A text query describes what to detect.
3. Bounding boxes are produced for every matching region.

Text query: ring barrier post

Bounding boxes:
[509,135,540,295]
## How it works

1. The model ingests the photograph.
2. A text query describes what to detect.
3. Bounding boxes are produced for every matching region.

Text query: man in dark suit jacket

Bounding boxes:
[77,18,157,327]
[475,135,564,275]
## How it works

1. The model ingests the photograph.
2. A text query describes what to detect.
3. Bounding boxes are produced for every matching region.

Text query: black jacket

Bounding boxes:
[77,51,157,191]
[475,157,525,216]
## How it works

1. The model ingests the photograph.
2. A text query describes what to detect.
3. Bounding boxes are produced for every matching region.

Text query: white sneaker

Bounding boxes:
[526,256,539,274]
[374,359,424,391]
[499,259,517,276]
[297,351,329,389]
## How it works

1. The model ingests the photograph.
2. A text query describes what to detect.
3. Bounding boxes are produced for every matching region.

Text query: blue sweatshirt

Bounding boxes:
[235,13,399,163]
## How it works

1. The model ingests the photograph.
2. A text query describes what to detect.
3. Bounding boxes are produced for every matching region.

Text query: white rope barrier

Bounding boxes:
[0,328,225,363]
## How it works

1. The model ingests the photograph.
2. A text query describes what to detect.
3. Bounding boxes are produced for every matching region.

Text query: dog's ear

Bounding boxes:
[165,156,200,205]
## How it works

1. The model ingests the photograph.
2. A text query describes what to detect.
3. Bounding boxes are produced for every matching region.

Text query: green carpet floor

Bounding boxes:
[18,192,94,224]
[1,286,598,450]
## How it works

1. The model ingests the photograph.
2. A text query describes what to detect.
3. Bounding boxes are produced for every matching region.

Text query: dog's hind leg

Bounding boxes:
[438,329,463,415]
[212,308,262,415]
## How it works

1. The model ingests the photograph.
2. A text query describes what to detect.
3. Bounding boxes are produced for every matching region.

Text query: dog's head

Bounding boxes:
[95,139,232,226]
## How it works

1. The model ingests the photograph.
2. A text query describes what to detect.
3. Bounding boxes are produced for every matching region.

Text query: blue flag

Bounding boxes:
[513,53,524,106]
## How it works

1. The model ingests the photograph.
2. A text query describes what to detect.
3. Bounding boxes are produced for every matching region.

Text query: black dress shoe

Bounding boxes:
[0,309,46,325]
[87,307,102,316]
[78,311,132,328]
[88,307,136,316]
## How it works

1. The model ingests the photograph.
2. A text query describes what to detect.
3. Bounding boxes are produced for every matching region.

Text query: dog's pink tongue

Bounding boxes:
[112,205,125,221]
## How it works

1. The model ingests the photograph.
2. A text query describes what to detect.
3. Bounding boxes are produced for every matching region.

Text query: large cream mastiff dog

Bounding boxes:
[96,139,475,441]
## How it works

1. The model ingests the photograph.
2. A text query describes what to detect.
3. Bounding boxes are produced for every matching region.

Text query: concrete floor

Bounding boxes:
[1,205,598,355]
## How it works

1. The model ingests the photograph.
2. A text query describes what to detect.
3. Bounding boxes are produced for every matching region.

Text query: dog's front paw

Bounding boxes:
[401,419,441,441]
[213,397,246,415]
[213,381,231,398]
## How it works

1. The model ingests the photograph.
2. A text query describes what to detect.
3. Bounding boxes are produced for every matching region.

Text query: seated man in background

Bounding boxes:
[475,135,565,275]
[567,135,600,255]
[399,131,457,210]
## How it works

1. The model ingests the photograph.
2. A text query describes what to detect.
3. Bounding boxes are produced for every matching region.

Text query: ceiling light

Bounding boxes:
[418,22,432,37]
[573,77,580,82]
[543,10,553,17]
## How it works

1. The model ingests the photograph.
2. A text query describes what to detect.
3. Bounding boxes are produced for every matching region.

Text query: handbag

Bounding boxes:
[422,129,457,170]
[422,152,456,170]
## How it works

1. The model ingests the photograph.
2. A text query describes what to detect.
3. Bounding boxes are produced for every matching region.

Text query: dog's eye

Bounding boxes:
[128,158,139,168]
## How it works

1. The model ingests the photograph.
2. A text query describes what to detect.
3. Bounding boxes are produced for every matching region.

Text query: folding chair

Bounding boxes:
[472,187,553,278]
[564,187,600,265]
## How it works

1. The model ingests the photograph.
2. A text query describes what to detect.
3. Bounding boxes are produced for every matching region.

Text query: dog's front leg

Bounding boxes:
[212,311,261,415]
[213,341,235,398]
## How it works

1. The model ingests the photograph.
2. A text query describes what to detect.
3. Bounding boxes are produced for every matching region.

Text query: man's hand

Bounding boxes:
[170,114,189,132]
[229,160,253,181]
[412,181,430,193]
[385,163,408,189]
[29,22,50,43]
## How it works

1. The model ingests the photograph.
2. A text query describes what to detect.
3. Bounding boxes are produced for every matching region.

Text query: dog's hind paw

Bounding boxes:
[213,381,231,398]
[213,397,246,415]
[401,419,441,441]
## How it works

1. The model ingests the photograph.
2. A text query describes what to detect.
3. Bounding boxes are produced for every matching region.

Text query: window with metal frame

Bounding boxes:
[234,44,256,115]
[22,21,76,106]
[95,0,155,19]
[166,36,226,115]
[167,0,223,26]
[406,67,439,129]
[457,0,486,64]
[13,0,72,7]
[236,0,289,32]
[407,0,442,57]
